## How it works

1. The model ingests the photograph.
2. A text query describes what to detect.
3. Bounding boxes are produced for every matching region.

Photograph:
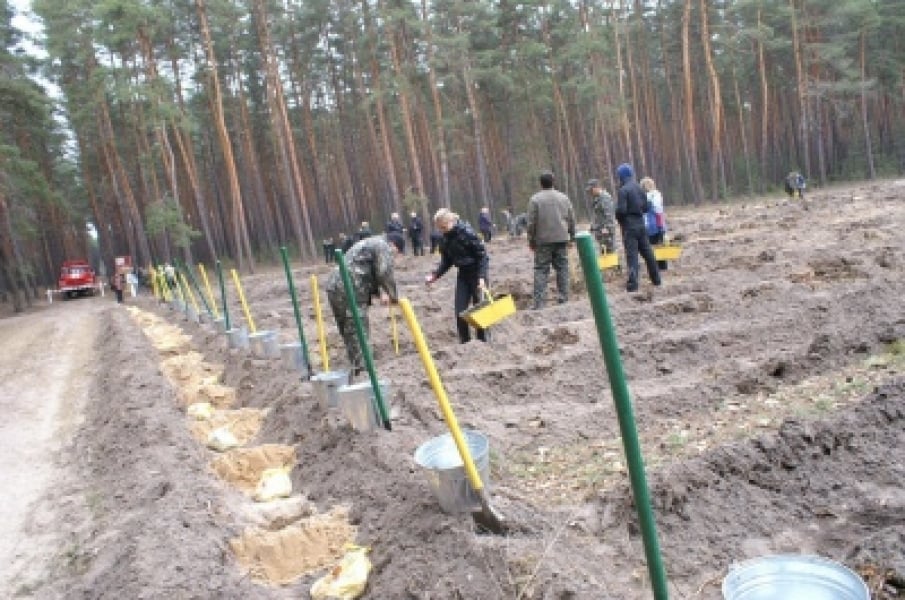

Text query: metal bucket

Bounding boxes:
[227,327,249,350]
[336,380,391,432]
[310,371,348,409]
[280,342,308,374]
[249,330,280,358]
[722,555,869,600]
[413,430,490,514]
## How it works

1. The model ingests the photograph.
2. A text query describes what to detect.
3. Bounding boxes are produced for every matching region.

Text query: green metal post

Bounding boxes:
[280,246,313,378]
[576,232,669,600]
[216,260,230,331]
[334,248,391,431]
[177,260,212,316]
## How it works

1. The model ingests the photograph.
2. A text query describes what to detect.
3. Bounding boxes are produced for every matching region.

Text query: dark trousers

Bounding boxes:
[411,236,424,256]
[623,225,661,292]
[455,270,487,343]
[648,232,668,270]
[323,244,335,264]
[481,228,492,243]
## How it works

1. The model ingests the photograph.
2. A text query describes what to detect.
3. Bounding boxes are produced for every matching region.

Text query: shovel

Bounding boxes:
[399,298,506,534]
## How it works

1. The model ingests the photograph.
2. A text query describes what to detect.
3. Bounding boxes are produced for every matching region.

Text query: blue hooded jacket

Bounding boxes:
[615,164,648,230]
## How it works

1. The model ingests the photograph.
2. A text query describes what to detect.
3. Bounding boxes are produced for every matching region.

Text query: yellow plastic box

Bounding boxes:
[460,294,516,328]
[598,253,620,270]
[653,243,683,261]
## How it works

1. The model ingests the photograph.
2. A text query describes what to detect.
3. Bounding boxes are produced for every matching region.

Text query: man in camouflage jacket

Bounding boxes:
[586,178,617,254]
[326,235,399,375]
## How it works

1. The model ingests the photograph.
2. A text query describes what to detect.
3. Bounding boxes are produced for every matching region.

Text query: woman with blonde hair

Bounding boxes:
[640,177,668,270]
[425,208,490,343]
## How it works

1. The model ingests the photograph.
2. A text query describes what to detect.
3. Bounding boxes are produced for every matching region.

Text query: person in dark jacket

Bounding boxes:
[339,232,354,254]
[408,211,425,256]
[478,207,494,243]
[322,237,336,264]
[355,221,373,241]
[385,212,405,253]
[615,163,661,292]
[425,208,489,343]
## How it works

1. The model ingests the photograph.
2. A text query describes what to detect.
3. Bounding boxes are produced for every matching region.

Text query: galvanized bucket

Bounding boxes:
[227,326,249,350]
[310,371,348,409]
[336,380,391,432]
[249,330,280,358]
[414,430,490,514]
[280,342,308,374]
[723,555,869,600]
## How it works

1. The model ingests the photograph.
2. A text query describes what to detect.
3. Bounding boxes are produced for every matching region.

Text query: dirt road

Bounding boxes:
[0,300,99,596]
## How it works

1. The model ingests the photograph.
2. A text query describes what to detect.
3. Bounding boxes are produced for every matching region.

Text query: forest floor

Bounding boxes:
[1,180,903,599]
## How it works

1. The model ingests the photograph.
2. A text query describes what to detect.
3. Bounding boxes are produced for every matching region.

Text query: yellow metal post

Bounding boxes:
[389,305,400,355]
[149,266,160,299]
[197,264,220,319]
[310,274,329,371]
[230,268,257,334]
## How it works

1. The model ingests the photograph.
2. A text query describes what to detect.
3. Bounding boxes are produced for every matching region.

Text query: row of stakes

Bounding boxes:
[145,248,391,434]
[143,238,671,598]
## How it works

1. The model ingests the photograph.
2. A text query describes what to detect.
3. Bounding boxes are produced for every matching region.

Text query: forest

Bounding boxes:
[1,0,903,310]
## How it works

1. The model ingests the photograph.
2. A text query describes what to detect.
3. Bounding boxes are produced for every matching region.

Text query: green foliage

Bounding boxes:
[144,197,199,249]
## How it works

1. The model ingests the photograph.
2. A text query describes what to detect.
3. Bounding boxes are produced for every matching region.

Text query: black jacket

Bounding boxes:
[434,221,489,280]
[616,179,649,229]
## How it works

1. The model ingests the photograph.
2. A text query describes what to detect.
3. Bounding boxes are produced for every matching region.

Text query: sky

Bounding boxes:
[10,0,45,54]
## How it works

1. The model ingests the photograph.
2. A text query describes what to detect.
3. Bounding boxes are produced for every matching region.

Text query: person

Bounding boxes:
[429,227,442,254]
[163,262,177,290]
[586,178,617,255]
[425,208,489,343]
[408,211,424,256]
[386,231,405,254]
[337,232,353,254]
[615,163,661,292]
[355,221,373,241]
[478,207,493,243]
[784,171,806,199]
[385,212,405,253]
[112,272,124,304]
[513,212,528,236]
[322,237,336,264]
[640,177,668,271]
[526,171,575,309]
[325,236,399,377]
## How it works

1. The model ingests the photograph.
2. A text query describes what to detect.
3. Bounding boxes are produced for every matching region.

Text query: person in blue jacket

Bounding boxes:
[615,163,661,292]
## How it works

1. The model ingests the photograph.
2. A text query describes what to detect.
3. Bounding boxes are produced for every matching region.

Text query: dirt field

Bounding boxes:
[1,181,903,599]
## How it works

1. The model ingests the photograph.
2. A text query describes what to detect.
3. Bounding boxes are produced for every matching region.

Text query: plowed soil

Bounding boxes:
[1,181,903,599]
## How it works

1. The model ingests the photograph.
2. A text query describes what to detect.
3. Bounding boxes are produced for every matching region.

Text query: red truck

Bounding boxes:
[58,260,97,299]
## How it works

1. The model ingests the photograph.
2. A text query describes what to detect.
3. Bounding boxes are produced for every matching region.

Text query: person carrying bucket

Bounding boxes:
[425,208,490,344]
[325,235,399,377]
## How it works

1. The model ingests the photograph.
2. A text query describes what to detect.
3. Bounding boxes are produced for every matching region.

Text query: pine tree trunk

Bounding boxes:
[700,0,724,201]
[682,0,705,203]
[196,0,254,272]
[860,31,876,180]
[789,0,811,177]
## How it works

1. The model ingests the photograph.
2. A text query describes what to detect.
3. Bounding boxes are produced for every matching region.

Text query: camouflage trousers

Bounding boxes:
[533,242,570,308]
[326,285,370,373]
